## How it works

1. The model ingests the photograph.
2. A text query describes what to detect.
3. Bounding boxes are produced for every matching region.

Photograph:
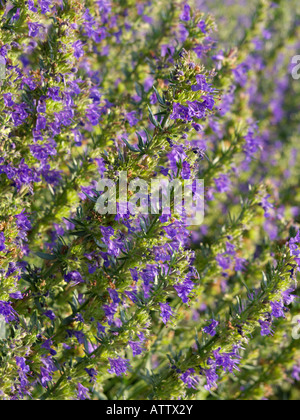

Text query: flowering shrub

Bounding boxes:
[0,0,299,401]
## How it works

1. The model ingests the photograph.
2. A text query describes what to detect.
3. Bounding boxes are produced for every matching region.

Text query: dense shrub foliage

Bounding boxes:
[0,0,299,400]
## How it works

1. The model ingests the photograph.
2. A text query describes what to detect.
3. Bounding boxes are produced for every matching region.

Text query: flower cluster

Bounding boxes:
[0,0,299,402]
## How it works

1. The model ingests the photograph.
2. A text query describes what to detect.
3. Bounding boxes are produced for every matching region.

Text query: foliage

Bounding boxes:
[0,0,299,400]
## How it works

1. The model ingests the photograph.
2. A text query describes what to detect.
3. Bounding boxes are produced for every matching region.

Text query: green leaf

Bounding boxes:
[36,252,57,261]
[153,86,166,107]
[122,137,139,153]
[148,105,161,129]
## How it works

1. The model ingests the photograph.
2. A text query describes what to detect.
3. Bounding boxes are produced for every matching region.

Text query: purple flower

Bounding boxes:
[0,232,5,252]
[191,75,212,92]
[54,109,74,127]
[97,323,106,335]
[178,24,189,43]
[0,162,40,191]
[73,129,83,146]
[0,300,18,323]
[22,77,37,91]
[144,77,154,92]
[64,271,84,285]
[72,41,85,59]
[170,103,191,122]
[289,232,300,265]
[15,356,31,396]
[180,4,191,21]
[40,357,56,387]
[180,369,199,389]
[5,262,18,278]
[44,310,56,320]
[47,87,61,101]
[130,268,139,282]
[216,254,231,271]
[16,357,30,373]
[233,62,250,87]
[108,357,131,376]
[41,166,62,186]
[95,158,106,176]
[140,265,158,286]
[86,103,102,126]
[204,367,219,391]
[174,278,194,303]
[28,0,38,12]
[9,292,23,300]
[203,320,219,337]
[39,0,51,14]
[30,141,57,161]
[235,257,246,272]
[282,289,297,306]
[128,340,144,357]
[292,364,300,381]
[137,332,145,342]
[159,302,174,325]
[125,289,138,304]
[28,22,43,37]
[77,383,90,400]
[68,330,86,345]
[186,99,212,119]
[11,103,29,127]
[214,174,231,193]
[244,126,262,159]
[150,92,157,105]
[161,44,175,57]
[101,226,114,241]
[3,93,14,107]
[37,99,46,114]
[143,15,153,24]
[85,368,97,383]
[41,339,57,356]
[36,115,47,130]
[125,111,139,127]
[40,367,52,387]
[15,210,31,233]
[260,195,274,219]
[198,20,207,33]
[103,302,118,325]
[270,301,285,319]
[259,320,273,336]
[167,145,187,173]
[226,242,236,256]
[212,346,241,374]
[108,288,120,305]
[181,161,191,179]
[12,8,20,21]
